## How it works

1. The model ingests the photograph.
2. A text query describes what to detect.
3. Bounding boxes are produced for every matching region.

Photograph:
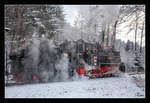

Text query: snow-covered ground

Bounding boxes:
[129,73,145,90]
[5,73,145,98]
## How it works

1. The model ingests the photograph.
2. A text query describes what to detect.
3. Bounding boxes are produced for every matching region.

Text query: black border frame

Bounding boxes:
[1,0,149,103]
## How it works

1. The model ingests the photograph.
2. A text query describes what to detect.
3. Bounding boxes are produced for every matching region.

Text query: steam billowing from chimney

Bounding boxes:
[22,37,71,83]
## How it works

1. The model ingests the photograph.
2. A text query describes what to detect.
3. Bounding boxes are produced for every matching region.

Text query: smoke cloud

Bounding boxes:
[55,53,69,81]
[21,36,72,83]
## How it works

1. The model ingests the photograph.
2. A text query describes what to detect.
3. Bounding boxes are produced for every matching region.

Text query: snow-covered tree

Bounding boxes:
[115,5,145,72]
[5,5,66,51]
[119,5,145,51]
[73,5,120,48]
[125,40,134,52]
[25,5,65,39]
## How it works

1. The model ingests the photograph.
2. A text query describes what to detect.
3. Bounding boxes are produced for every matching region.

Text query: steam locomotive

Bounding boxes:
[5,39,125,86]
[61,39,125,79]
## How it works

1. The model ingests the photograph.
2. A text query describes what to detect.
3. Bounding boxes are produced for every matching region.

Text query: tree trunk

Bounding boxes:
[106,25,109,47]
[10,29,16,53]
[135,12,138,51]
[101,29,105,48]
[140,21,144,53]
[16,5,25,49]
[5,45,7,75]
[112,20,118,47]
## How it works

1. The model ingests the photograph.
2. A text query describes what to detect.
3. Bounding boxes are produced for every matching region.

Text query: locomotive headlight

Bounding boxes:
[64,53,68,57]
[108,56,112,60]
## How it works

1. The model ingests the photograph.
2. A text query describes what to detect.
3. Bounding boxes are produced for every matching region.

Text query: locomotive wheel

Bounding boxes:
[106,74,109,77]
[119,62,125,72]
[89,76,94,79]
[97,74,101,78]
[110,73,112,77]
[100,74,103,78]
[108,74,111,77]
[93,75,96,78]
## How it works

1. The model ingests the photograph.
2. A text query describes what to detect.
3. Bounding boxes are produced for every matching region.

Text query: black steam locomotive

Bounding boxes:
[5,39,125,86]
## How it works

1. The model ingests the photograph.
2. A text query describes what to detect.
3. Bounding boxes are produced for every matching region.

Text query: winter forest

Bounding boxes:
[5,5,145,98]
